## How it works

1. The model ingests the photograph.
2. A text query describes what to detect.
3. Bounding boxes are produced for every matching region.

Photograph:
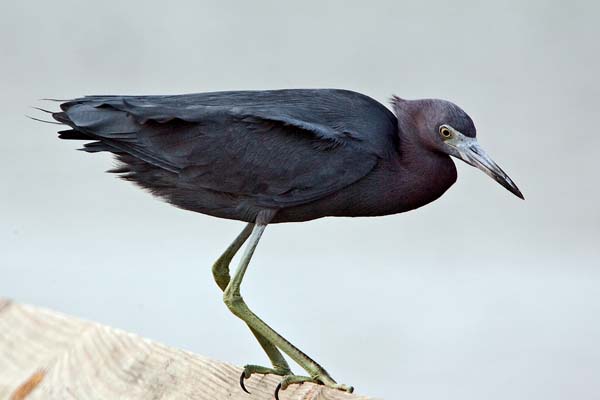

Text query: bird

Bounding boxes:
[40,88,522,398]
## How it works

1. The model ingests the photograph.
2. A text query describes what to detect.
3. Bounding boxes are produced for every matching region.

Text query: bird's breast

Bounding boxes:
[274,154,457,222]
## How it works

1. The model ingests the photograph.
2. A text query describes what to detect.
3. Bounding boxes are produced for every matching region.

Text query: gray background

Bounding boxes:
[1,1,599,399]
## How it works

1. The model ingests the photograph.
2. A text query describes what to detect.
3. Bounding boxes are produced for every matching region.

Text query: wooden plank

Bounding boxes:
[0,299,377,400]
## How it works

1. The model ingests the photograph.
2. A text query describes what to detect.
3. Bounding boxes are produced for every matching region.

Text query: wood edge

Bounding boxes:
[0,299,380,400]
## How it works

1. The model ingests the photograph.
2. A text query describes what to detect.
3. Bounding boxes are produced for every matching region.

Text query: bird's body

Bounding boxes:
[53,89,459,223]
[45,88,522,397]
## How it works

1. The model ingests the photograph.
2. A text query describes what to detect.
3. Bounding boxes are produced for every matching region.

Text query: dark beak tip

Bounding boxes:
[511,186,525,200]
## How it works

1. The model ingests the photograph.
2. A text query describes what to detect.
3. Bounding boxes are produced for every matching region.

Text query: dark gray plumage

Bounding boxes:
[53,89,519,224]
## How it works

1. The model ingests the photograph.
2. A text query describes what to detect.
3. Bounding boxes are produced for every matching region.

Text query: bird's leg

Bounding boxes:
[212,223,292,390]
[223,223,353,396]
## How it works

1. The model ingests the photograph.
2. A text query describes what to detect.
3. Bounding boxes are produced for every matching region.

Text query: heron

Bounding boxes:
[40,89,522,398]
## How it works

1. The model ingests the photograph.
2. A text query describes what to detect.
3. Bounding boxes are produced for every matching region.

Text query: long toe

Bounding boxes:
[275,374,354,400]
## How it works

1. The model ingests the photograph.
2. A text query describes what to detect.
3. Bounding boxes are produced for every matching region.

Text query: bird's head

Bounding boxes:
[392,97,523,199]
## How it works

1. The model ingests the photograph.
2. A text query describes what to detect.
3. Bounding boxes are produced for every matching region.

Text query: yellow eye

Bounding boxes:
[439,126,452,139]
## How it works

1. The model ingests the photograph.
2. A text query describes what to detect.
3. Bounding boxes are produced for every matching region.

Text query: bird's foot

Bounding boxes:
[274,374,354,400]
[239,364,291,393]
[240,366,353,399]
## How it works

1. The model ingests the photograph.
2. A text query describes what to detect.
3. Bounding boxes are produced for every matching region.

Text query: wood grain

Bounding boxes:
[0,299,377,400]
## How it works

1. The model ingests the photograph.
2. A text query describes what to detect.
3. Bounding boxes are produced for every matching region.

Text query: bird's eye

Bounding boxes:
[439,126,452,139]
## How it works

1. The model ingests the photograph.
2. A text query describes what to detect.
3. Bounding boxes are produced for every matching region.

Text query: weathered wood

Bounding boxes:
[0,299,376,400]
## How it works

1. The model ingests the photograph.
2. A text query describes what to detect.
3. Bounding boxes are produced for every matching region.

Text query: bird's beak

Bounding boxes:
[447,134,524,199]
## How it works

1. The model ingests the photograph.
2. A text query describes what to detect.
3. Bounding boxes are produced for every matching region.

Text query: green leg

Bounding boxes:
[223,223,353,394]
[212,223,291,388]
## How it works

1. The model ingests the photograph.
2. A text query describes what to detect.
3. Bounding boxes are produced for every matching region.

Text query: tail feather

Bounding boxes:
[80,141,124,154]
[58,129,91,140]
[39,97,180,174]
[52,111,71,124]
[53,110,122,154]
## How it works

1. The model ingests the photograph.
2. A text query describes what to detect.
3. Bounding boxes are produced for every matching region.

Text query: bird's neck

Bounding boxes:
[379,141,458,214]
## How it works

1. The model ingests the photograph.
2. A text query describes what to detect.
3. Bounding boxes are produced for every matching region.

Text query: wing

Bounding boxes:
[53,89,398,209]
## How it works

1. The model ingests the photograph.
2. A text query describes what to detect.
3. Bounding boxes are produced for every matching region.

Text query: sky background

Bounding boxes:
[1,1,599,399]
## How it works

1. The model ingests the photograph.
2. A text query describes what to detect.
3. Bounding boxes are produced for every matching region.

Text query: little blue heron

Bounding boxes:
[42,89,522,398]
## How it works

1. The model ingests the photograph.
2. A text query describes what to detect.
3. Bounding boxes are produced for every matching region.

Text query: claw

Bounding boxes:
[239,371,250,394]
[274,382,282,400]
[275,376,309,399]
[274,380,304,400]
